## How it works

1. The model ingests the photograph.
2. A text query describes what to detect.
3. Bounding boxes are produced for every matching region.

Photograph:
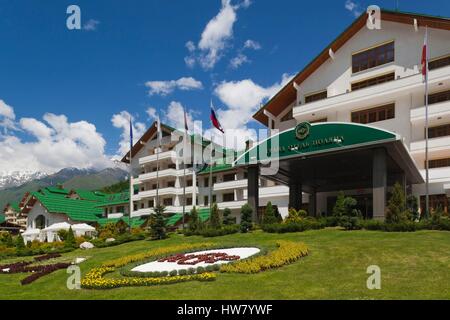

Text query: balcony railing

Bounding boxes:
[410,99,450,122]
[410,135,450,154]
[139,150,177,165]
[213,179,247,191]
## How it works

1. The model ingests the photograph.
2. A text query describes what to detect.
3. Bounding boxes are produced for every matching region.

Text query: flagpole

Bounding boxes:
[156,118,161,207]
[209,128,213,215]
[424,26,430,219]
[182,132,187,230]
[128,118,133,233]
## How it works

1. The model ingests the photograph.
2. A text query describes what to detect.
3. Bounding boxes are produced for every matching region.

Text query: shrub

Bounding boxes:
[188,206,201,232]
[220,241,308,274]
[406,194,420,221]
[262,202,278,225]
[178,269,187,276]
[57,229,68,241]
[64,227,76,248]
[149,205,167,240]
[262,219,325,233]
[169,270,178,277]
[15,234,26,251]
[222,208,233,225]
[386,182,410,223]
[187,268,196,275]
[332,192,362,230]
[197,266,205,274]
[240,204,253,233]
[209,203,221,229]
[185,225,240,238]
[284,208,308,224]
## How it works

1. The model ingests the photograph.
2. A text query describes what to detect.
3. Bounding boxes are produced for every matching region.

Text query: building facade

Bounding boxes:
[125,10,450,223]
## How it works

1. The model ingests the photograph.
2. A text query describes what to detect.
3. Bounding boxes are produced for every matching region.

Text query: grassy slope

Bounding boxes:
[1,229,450,300]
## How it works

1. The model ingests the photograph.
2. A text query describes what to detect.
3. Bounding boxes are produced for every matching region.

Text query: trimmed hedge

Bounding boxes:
[183,225,240,237]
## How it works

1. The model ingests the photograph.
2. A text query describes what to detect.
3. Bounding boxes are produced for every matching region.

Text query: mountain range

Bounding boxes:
[0,167,128,210]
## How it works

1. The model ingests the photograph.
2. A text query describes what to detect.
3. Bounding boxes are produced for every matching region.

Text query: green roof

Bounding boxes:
[166,213,182,227]
[0,214,5,224]
[32,191,103,222]
[198,208,211,222]
[95,192,130,207]
[198,163,233,175]
[74,189,107,202]
[96,217,146,228]
[44,186,70,195]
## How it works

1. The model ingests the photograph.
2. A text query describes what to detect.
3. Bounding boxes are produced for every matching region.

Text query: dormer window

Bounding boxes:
[352,41,394,73]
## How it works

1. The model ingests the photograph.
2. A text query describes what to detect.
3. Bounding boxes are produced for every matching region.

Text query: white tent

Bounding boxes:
[42,222,72,243]
[21,228,41,244]
[72,223,96,237]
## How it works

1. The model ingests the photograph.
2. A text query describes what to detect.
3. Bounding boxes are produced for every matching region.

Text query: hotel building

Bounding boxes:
[125,10,450,223]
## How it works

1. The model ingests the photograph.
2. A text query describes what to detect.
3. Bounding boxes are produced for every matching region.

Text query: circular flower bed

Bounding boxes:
[131,248,260,274]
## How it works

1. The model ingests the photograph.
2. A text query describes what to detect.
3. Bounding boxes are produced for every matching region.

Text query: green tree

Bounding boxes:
[262,202,278,225]
[189,206,201,232]
[149,205,167,240]
[64,227,76,248]
[386,182,409,223]
[15,233,26,250]
[284,208,308,224]
[332,191,362,230]
[240,204,253,233]
[4,232,14,247]
[209,203,221,229]
[222,208,233,225]
[406,194,420,221]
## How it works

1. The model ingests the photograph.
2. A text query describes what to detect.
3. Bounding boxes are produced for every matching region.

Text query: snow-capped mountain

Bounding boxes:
[0,171,48,190]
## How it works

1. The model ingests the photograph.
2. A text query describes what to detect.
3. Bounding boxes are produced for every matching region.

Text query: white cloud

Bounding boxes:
[146,107,158,120]
[145,77,203,96]
[243,39,261,50]
[83,19,100,31]
[0,99,17,132]
[345,0,362,17]
[185,0,252,70]
[0,103,112,174]
[229,53,249,69]
[111,111,147,156]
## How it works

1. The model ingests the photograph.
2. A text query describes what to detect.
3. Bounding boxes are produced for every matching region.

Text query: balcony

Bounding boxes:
[139,168,178,182]
[139,150,177,166]
[410,100,450,123]
[138,186,199,199]
[259,185,289,197]
[214,179,247,191]
[419,167,450,183]
[293,65,450,118]
[217,200,248,210]
[410,136,450,154]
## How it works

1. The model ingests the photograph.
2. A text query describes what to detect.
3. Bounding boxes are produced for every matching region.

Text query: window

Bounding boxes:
[351,103,395,124]
[420,194,449,214]
[428,124,450,139]
[167,181,175,188]
[148,200,154,208]
[281,109,293,122]
[428,90,450,105]
[223,173,235,182]
[212,195,217,203]
[429,55,450,71]
[223,193,235,202]
[163,198,173,206]
[204,178,209,187]
[168,164,176,169]
[351,72,395,91]
[244,172,248,179]
[428,158,450,169]
[186,179,193,187]
[117,206,124,213]
[212,176,217,184]
[104,208,108,216]
[141,203,145,209]
[186,198,193,206]
[152,184,157,189]
[204,196,209,206]
[352,41,394,73]
[133,204,138,211]
[305,90,327,103]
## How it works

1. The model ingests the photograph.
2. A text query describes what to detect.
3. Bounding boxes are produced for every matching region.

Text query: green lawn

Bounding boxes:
[1,228,450,300]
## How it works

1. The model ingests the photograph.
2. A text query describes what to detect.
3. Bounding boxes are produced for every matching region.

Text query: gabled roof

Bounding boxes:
[253,9,450,126]
[121,121,177,163]
[71,189,107,202]
[30,190,103,222]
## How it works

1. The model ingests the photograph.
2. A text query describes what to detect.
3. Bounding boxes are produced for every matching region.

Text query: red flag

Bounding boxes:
[184,107,189,132]
[210,102,224,133]
[421,27,428,78]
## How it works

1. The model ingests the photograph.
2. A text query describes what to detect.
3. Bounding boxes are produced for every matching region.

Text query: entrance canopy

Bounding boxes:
[235,122,423,188]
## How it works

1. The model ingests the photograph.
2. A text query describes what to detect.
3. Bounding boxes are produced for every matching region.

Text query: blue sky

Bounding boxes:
[0,0,449,173]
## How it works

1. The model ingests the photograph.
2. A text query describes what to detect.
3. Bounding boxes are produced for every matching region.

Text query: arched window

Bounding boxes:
[35,215,46,229]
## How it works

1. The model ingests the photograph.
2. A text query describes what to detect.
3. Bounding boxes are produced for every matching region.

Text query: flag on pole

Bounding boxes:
[184,107,189,133]
[210,101,224,133]
[421,26,428,80]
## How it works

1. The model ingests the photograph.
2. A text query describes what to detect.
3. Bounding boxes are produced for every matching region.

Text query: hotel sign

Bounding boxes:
[235,122,397,165]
